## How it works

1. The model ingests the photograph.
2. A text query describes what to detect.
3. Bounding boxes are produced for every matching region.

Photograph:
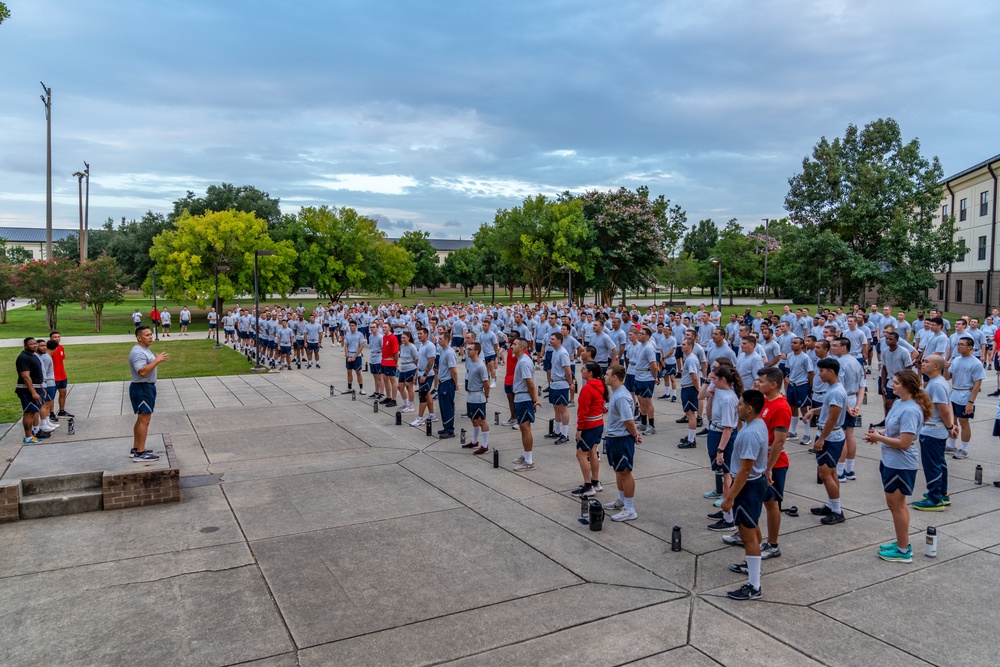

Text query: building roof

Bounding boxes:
[0,227,78,243]
[386,238,474,251]
[941,153,1000,185]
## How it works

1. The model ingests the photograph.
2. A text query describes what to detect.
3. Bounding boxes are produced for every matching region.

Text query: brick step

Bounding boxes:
[19,487,103,520]
[21,472,104,497]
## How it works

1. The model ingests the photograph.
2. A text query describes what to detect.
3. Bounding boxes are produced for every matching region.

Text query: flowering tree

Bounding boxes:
[77,255,128,332]
[0,260,15,323]
[581,186,687,305]
[13,258,77,330]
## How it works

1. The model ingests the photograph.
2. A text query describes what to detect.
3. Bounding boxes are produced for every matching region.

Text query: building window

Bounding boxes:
[982,191,990,217]
[956,280,963,302]
[976,280,985,304]
[979,236,988,261]
[960,199,968,221]
[938,280,945,301]
[958,239,968,261]
[942,204,949,219]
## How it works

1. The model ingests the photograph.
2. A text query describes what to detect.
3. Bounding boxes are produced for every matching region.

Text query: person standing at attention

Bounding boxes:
[129,326,167,461]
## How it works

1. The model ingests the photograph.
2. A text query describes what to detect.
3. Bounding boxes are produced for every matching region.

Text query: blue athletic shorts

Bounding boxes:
[548,388,569,405]
[129,382,156,415]
[706,429,734,474]
[16,390,40,414]
[307,342,319,351]
[399,369,416,383]
[952,402,973,420]
[279,345,291,355]
[543,351,553,372]
[606,435,635,472]
[576,424,603,452]
[633,380,655,399]
[880,462,916,495]
[681,386,699,413]
[815,437,845,468]
[55,379,68,390]
[623,375,636,393]
[371,363,383,376]
[467,402,487,420]
[44,386,56,402]
[514,400,535,424]
[787,383,810,408]
[733,476,766,529]
[346,357,362,371]
[381,365,397,378]
[484,354,497,365]
[504,383,514,395]
[764,466,787,503]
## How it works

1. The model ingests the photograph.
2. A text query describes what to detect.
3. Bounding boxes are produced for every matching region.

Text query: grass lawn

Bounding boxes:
[0,339,249,423]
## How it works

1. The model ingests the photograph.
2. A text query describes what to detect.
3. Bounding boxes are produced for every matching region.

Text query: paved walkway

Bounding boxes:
[0,354,998,665]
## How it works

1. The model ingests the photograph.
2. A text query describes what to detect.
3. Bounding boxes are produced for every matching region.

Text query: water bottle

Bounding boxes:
[67,417,75,435]
[493,448,499,468]
[580,495,589,519]
[548,418,555,435]
[494,412,500,425]
[460,429,466,444]
[588,499,605,531]
[671,525,682,552]
[329,384,335,396]
[351,390,356,402]
[373,400,379,413]
[925,526,938,557]
[975,465,983,485]
[395,411,402,426]
[364,362,369,372]
[425,420,433,437]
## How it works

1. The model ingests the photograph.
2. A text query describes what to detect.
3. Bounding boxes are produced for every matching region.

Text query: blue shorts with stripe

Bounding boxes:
[606,435,635,472]
[129,382,157,415]
[880,462,916,495]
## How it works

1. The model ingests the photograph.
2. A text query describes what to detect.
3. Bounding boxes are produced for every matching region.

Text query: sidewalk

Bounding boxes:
[0,355,997,665]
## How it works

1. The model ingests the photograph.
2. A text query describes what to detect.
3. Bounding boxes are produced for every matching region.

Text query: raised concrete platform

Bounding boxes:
[0,357,997,665]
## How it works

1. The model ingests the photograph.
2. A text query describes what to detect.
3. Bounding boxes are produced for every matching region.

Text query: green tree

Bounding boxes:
[55,219,118,263]
[147,210,296,310]
[785,118,963,307]
[473,222,522,300]
[711,219,761,304]
[171,183,282,227]
[368,241,416,297]
[296,205,385,300]
[14,258,77,330]
[270,212,311,291]
[682,219,719,261]
[769,227,854,303]
[397,231,441,295]
[0,238,33,264]
[0,260,16,323]
[581,186,684,305]
[105,212,173,288]
[442,246,482,297]
[658,252,700,298]
[75,255,127,332]
[0,3,10,25]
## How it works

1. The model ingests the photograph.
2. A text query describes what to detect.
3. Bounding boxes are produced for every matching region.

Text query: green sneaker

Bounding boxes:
[879,539,898,551]
[878,545,912,563]
[912,498,945,512]
[703,490,722,499]
[923,493,951,506]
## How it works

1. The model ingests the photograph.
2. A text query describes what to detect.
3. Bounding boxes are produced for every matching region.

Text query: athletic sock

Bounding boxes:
[480,432,489,449]
[623,497,634,511]
[648,418,654,427]
[947,438,956,449]
[961,441,970,451]
[523,450,533,465]
[723,509,734,523]
[830,497,841,513]
[640,415,648,427]
[472,426,481,442]
[688,429,696,442]
[618,490,625,503]
[747,556,762,589]
[837,462,846,476]
[802,424,811,438]
[845,458,855,473]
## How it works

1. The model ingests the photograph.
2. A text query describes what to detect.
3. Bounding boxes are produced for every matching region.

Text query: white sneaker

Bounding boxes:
[502,418,517,427]
[44,419,60,430]
[611,508,637,522]
[426,414,437,422]
[401,406,414,413]
[644,427,655,436]
[490,380,496,388]
[409,417,425,427]
[358,388,367,396]
[800,434,811,445]
[512,455,526,464]
[513,462,535,472]
[39,422,56,432]
[603,499,624,510]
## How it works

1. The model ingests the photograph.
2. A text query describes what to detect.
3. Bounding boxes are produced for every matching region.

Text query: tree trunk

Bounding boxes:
[46,304,56,330]
[0,300,6,324]
[94,305,103,332]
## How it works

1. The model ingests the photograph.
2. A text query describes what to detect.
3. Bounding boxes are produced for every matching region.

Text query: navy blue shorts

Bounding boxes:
[815,437,845,468]
[55,379,67,390]
[279,345,291,355]
[382,365,397,378]
[662,362,677,377]
[294,340,304,349]
[359,327,369,338]
[543,351,553,372]
[623,375,636,393]
[180,320,189,327]
[485,354,497,365]
[952,402,973,420]
[634,380,655,399]
[514,400,535,424]
[535,342,544,354]
[733,476,767,529]
[787,383,810,408]
[467,402,487,420]
[370,363,382,375]
[307,342,319,351]
[44,386,56,402]
[843,411,861,429]
[451,336,463,348]
[346,357,362,371]
[269,340,277,350]
[764,466,787,503]
[706,429,734,474]
[418,376,434,394]
[549,388,569,405]
[779,364,790,378]
[606,435,635,472]
[16,390,40,414]
[504,383,514,395]
[576,424,603,452]
[129,382,156,415]
[399,369,416,383]
[681,386,699,413]
[208,323,217,330]
[880,462,916,495]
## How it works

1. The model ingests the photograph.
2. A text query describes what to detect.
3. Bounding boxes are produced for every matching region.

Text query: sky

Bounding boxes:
[1,0,998,239]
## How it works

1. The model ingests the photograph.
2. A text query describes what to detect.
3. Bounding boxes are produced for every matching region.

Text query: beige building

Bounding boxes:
[931,153,999,316]
[0,227,78,260]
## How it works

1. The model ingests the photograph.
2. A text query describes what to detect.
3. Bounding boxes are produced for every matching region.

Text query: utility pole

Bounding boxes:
[761,217,770,304]
[83,162,90,261]
[40,83,52,260]
[73,170,85,260]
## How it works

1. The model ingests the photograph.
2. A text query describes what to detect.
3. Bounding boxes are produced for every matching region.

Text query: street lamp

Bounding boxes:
[214,264,229,348]
[83,162,90,261]
[485,273,495,304]
[710,257,722,310]
[253,249,275,370]
[72,170,85,261]
[150,270,159,342]
[40,82,52,260]
[761,217,770,304]
[560,265,573,306]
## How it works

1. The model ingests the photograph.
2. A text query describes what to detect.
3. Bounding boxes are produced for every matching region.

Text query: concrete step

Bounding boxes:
[19,488,103,520]
[21,471,104,497]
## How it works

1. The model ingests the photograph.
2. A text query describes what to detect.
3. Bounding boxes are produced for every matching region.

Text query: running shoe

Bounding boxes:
[922,492,951,506]
[726,583,762,601]
[703,490,722,499]
[912,498,945,511]
[820,512,845,525]
[844,471,856,481]
[713,497,723,508]
[57,410,74,418]
[502,418,517,426]
[708,519,736,532]
[592,481,604,492]
[472,446,489,455]
[554,436,570,445]
[878,545,912,563]
[513,462,535,472]
[708,511,724,520]
[358,388,366,396]
[696,428,709,437]
[838,471,848,482]
[603,499,625,510]
[132,450,159,462]
[22,436,39,444]
[571,484,594,497]
[722,533,744,546]
[462,441,478,449]
[512,455,526,464]
[945,444,957,453]
[728,562,748,574]
[879,539,898,551]
[811,505,833,516]
[760,542,781,559]
[675,416,689,424]
[953,450,968,460]
[611,508,637,522]
[401,406,414,413]
[657,394,670,401]
[643,427,655,436]
[409,417,425,427]
[800,434,812,445]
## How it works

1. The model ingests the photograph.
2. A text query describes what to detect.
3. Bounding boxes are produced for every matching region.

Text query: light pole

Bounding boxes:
[151,270,159,342]
[710,257,722,310]
[73,170,85,260]
[253,249,275,370]
[761,217,770,304]
[560,265,572,306]
[83,162,90,261]
[485,273,494,304]
[40,82,52,260]
[214,264,229,348]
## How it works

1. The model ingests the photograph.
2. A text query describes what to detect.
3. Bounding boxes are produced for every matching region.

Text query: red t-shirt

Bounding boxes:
[51,344,66,382]
[993,328,1000,349]
[504,347,517,384]
[761,395,791,469]
[381,335,399,366]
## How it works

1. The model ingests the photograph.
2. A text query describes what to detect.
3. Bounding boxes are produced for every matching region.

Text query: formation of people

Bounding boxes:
[14,332,74,444]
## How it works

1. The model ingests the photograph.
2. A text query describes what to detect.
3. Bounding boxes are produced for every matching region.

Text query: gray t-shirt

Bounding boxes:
[417,340,436,376]
[786,351,814,386]
[37,353,55,386]
[466,359,489,403]
[733,418,768,479]
[680,353,700,388]
[398,343,418,372]
[882,399,922,470]
[737,351,764,389]
[921,375,950,439]
[550,346,572,389]
[437,346,457,381]
[709,388,739,431]
[606,385,635,437]
[948,355,986,406]
[513,353,535,402]
[819,383,848,442]
[129,345,156,383]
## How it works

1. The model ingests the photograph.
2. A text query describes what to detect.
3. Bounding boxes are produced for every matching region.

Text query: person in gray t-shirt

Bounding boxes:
[128,326,168,462]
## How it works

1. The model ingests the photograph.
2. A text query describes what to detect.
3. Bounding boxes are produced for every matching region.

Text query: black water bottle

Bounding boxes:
[548,419,555,435]
[493,448,499,468]
[395,410,402,426]
[494,412,500,426]
[373,400,379,413]
[975,465,983,485]
[671,525,682,552]
[588,499,605,531]
[329,384,335,396]
[425,420,433,437]
[67,417,75,435]
[351,390,356,402]
[460,429,466,444]
[580,495,589,519]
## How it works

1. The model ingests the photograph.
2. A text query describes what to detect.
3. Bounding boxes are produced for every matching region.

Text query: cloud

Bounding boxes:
[308,174,418,196]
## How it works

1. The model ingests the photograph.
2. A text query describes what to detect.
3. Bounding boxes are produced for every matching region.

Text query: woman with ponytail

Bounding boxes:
[571,361,608,498]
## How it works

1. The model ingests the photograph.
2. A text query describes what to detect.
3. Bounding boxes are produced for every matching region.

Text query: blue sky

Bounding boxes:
[1,0,998,238]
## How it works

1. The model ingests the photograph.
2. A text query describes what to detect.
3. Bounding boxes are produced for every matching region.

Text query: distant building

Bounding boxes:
[386,237,474,264]
[0,227,77,260]
[932,153,999,315]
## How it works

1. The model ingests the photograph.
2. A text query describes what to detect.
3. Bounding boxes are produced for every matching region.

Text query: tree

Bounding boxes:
[442,246,482,297]
[397,231,441,295]
[170,183,282,227]
[581,186,685,305]
[295,205,383,300]
[473,222,522,300]
[711,219,761,304]
[368,241,416,297]
[769,227,854,303]
[682,219,719,261]
[55,219,118,263]
[104,212,173,288]
[75,255,127,332]
[14,259,77,330]
[0,3,10,25]
[0,260,16,323]
[0,238,33,264]
[659,253,700,298]
[147,210,296,310]
[785,118,963,307]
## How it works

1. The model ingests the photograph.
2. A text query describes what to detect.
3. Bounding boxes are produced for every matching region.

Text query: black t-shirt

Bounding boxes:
[16,349,42,390]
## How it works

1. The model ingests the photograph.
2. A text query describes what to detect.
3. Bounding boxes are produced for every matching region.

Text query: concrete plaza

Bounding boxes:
[0,351,998,666]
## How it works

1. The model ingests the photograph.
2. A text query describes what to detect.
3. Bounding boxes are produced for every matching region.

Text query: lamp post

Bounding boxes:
[214,264,229,348]
[83,162,90,261]
[560,265,572,306]
[72,170,85,260]
[710,257,722,310]
[40,82,52,260]
[485,273,494,304]
[253,249,275,370]
[761,217,770,304]
[151,270,159,342]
